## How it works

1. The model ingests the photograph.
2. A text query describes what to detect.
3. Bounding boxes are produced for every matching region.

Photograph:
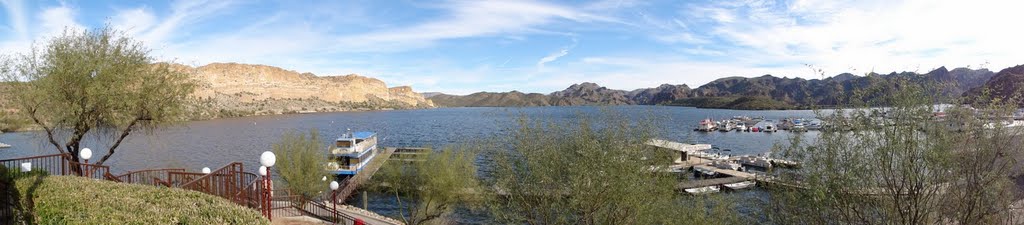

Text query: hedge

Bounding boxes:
[10,174,268,224]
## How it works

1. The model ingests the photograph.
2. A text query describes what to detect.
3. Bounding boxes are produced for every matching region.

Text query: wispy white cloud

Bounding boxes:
[537,38,577,69]
[38,4,84,36]
[334,1,616,52]
[677,0,1024,76]
[111,7,156,37]
[139,0,238,48]
[537,48,570,68]
[0,0,27,39]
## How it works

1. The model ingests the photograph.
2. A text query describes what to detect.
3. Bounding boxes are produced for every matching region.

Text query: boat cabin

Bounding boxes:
[326,131,379,176]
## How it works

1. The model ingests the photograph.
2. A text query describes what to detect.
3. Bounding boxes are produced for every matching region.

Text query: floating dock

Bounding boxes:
[334,147,397,201]
[649,139,793,194]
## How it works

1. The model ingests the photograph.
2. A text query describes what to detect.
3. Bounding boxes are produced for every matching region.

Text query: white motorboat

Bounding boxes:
[737,155,772,168]
[696,118,716,132]
[711,160,741,171]
[685,186,721,195]
[723,181,756,190]
[0,142,9,148]
[694,167,717,177]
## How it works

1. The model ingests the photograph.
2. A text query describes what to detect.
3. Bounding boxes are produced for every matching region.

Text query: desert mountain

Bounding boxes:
[177,63,434,118]
[428,66,996,109]
[964,64,1024,106]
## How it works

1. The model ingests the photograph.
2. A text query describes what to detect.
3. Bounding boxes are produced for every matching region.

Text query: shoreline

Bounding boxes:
[0,106,436,133]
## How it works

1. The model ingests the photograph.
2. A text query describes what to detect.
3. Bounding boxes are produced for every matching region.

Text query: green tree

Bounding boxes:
[1,26,196,167]
[372,147,482,225]
[487,111,739,225]
[272,129,329,200]
[765,80,1023,224]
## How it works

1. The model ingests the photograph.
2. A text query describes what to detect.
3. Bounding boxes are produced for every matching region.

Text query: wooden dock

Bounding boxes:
[677,176,750,189]
[335,147,397,201]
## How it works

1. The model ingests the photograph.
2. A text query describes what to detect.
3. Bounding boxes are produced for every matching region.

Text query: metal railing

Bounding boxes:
[0,153,71,176]
[181,163,247,200]
[115,168,186,186]
[271,188,357,224]
[66,161,114,180]
[0,153,365,224]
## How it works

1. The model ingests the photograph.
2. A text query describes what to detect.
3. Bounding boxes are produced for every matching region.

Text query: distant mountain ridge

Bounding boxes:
[964,64,1024,107]
[428,66,999,109]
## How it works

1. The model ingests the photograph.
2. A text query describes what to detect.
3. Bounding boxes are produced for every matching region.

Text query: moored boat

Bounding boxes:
[694,167,718,177]
[696,118,716,132]
[723,181,756,190]
[325,130,379,176]
[791,119,807,132]
[737,155,772,168]
[711,160,741,171]
[684,186,721,195]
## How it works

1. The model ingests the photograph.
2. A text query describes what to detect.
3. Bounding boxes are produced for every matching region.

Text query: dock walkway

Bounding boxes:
[336,147,397,201]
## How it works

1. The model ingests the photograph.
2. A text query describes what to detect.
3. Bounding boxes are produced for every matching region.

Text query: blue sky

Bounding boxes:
[2,0,1022,94]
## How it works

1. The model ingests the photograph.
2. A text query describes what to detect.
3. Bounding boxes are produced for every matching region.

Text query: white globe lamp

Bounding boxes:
[330,181,339,191]
[258,166,268,176]
[20,162,31,172]
[260,151,276,167]
[202,167,211,174]
[80,148,93,161]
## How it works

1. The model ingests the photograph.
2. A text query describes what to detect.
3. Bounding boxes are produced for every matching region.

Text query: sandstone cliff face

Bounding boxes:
[191,63,432,106]
[176,62,433,119]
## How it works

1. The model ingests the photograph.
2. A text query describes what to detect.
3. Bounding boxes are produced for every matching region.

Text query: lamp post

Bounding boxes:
[259,151,276,221]
[202,167,211,174]
[80,148,92,177]
[330,180,339,223]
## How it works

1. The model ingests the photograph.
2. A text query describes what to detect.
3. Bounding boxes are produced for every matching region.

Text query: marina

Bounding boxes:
[694,116,824,133]
[648,139,797,195]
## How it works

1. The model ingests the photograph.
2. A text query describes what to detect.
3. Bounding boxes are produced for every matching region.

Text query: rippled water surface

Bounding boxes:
[0,105,822,223]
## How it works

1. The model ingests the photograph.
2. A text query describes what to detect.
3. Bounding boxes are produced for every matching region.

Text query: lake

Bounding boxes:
[0,105,822,223]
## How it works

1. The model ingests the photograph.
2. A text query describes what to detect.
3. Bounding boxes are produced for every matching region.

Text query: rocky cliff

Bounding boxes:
[181,63,433,119]
[964,64,1024,106]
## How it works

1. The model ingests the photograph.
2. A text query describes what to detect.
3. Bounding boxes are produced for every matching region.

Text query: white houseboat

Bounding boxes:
[326,130,379,176]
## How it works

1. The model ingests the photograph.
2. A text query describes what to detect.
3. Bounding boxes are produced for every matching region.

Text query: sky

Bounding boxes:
[1,0,1022,95]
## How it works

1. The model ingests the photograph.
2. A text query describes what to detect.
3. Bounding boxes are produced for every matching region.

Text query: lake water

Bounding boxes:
[0,105,821,223]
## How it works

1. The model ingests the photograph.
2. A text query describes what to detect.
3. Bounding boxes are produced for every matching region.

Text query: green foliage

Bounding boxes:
[272,129,328,200]
[0,109,31,132]
[1,25,196,165]
[486,111,737,224]
[766,81,1023,224]
[10,174,267,224]
[372,147,482,225]
[0,165,50,181]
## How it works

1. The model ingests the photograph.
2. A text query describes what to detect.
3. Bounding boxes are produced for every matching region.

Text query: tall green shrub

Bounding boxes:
[273,129,328,199]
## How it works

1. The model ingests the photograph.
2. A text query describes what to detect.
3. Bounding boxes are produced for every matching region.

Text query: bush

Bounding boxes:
[273,129,328,200]
[11,175,268,224]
